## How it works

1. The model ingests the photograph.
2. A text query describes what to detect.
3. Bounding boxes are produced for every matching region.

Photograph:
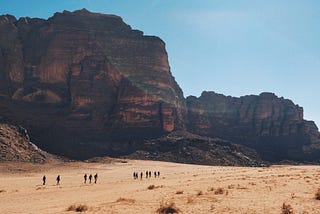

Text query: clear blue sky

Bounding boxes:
[1,0,320,127]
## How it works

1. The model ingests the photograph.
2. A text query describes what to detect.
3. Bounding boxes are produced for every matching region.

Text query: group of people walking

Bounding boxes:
[42,175,61,186]
[42,173,98,186]
[133,170,160,179]
[84,173,98,184]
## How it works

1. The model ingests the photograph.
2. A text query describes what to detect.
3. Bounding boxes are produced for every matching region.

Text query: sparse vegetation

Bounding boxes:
[176,190,183,194]
[197,190,203,196]
[116,197,135,203]
[157,201,180,214]
[0,189,6,193]
[214,187,224,195]
[148,185,155,190]
[67,204,88,212]
[315,189,320,200]
[281,203,293,214]
[147,184,163,190]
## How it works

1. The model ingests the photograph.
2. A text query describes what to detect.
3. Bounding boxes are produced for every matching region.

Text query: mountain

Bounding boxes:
[0,9,186,159]
[0,9,319,163]
[186,92,320,161]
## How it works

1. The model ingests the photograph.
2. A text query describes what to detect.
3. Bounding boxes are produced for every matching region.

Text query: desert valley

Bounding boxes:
[1,5,320,214]
[1,160,320,213]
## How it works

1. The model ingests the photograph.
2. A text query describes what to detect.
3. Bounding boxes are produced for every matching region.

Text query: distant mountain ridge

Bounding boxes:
[0,9,319,164]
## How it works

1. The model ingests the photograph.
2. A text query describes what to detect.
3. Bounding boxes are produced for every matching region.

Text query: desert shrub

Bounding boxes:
[214,188,224,195]
[176,191,183,194]
[282,203,293,214]
[116,197,135,203]
[197,191,203,196]
[148,185,155,190]
[67,204,88,212]
[0,189,6,193]
[315,189,320,200]
[157,201,180,214]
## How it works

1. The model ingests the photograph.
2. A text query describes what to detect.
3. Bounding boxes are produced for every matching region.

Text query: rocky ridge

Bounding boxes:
[187,92,320,161]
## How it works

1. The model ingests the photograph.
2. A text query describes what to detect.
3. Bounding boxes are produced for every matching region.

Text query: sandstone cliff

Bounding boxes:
[0,9,186,158]
[186,92,320,161]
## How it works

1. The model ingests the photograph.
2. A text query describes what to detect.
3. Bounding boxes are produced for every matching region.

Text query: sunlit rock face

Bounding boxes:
[186,91,320,161]
[0,9,186,158]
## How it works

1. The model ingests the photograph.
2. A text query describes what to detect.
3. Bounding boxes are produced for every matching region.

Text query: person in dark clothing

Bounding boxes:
[94,173,98,184]
[158,171,160,177]
[56,175,60,185]
[148,171,151,178]
[140,172,143,180]
[89,174,92,184]
[154,171,157,178]
[84,174,87,184]
[42,175,46,185]
[146,171,148,178]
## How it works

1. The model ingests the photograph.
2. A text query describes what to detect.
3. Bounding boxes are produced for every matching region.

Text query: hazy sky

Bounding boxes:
[1,0,320,127]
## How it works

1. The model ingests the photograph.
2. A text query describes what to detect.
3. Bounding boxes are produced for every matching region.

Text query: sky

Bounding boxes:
[0,0,320,127]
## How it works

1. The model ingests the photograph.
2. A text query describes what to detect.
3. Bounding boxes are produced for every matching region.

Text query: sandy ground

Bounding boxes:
[0,160,320,214]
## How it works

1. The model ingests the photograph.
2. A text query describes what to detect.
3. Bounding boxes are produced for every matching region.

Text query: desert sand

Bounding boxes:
[0,160,320,213]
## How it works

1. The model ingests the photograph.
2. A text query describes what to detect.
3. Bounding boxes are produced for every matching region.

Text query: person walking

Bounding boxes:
[56,175,60,185]
[42,175,46,185]
[84,174,87,184]
[94,173,98,184]
[89,174,92,184]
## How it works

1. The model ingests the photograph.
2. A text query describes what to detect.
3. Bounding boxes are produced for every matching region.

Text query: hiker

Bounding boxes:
[42,175,46,185]
[149,171,151,178]
[158,171,160,177]
[154,171,157,178]
[146,171,148,178]
[84,174,87,184]
[94,173,98,184]
[140,172,143,180]
[89,174,92,184]
[56,175,60,185]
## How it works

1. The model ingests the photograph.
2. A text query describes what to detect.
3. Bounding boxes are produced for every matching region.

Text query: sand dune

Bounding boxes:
[0,160,320,213]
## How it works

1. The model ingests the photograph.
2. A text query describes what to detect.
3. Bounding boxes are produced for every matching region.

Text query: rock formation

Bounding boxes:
[0,9,319,163]
[0,123,56,162]
[186,92,320,161]
[0,9,186,159]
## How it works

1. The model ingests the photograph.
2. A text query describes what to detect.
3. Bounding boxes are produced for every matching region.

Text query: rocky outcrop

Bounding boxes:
[0,9,186,159]
[124,131,265,166]
[0,123,56,162]
[186,92,320,161]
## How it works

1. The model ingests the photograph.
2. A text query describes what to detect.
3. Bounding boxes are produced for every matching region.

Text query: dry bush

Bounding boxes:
[116,197,135,203]
[0,189,6,193]
[214,188,224,195]
[148,185,155,190]
[228,184,235,189]
[208,187,214,192]
[176,191,183,194]
[197,191,203,196]
[282,203,293,214]
[315,189,320,200]
[157,201,180,214]
[67,204,88,212]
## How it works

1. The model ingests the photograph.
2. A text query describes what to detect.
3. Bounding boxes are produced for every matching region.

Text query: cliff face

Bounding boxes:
[0,9,186,158]
[186,92,320,161]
